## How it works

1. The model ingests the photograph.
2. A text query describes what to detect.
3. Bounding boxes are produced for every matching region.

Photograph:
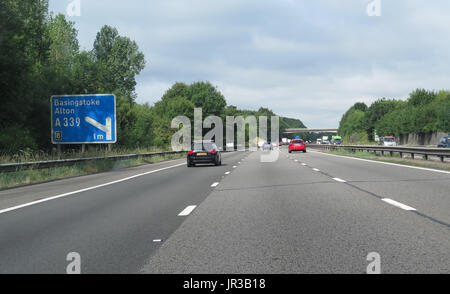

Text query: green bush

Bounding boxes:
[339,89,450,141]
[0,125,38,152]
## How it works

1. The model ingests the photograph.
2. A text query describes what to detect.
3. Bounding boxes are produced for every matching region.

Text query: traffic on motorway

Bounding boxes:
[187,141,222,167]
[288,139,307,153]
[1,0,450,289]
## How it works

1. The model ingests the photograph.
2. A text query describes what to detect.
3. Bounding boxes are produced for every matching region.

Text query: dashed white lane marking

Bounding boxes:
[233,166,237,168]
[332,178,347,183]
[295,159,299,162]
[301,163,307,166]
[153,239,163,243]
[211,182,220,187]
[225,172,231,175]
[178,205,197,216]
[313,168,320,172]
[309,150,450,175]
[0,162,186,215]
[381,198,417,211]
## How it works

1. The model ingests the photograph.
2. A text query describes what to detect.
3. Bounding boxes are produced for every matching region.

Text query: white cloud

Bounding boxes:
[134,80,173,105]
[49,0,450,128]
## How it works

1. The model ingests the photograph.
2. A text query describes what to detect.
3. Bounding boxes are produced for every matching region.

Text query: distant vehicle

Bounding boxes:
[282,138,289,144]
[374,132,380,143]
[262,142,273,151]
[257,140,265,149]
[316,138,322,144]
[380,136,397,147]
[289,139,306,153]
[437,136,450,148]
[331,136,342,145]
[187,141,222,167]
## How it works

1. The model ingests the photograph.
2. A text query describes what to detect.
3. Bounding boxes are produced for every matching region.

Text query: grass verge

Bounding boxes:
[0,153,185,190]
[318,149,450,171]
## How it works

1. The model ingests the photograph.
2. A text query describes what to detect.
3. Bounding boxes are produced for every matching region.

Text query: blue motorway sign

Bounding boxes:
[51,94,116,144]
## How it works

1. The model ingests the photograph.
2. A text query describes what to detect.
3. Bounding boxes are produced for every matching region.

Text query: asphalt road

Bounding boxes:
[0,148,449,273]
[0,151,247,273]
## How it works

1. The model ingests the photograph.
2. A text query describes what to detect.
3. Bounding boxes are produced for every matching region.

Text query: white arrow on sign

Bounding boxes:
[85,116,112,140]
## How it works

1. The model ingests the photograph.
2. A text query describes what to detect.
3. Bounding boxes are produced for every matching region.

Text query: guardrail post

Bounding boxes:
[411,153,414,159]
[440,156,444,163]
[399,152,403,158]
[424,154,428,160]
[390,151,393,157]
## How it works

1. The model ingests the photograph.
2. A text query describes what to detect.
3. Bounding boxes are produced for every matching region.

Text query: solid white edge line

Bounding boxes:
[309,150,450,174]
[211,182,219,187]
[178,205,197,216]
[0,162,186,215]
[333,178,347,183]
[381,198,417,211]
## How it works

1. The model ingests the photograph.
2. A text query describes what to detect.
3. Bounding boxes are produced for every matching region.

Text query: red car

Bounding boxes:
[289,139,306,153]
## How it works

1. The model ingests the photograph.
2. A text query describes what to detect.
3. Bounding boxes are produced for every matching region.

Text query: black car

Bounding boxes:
[437,136,450,148]
[187,141,222,167]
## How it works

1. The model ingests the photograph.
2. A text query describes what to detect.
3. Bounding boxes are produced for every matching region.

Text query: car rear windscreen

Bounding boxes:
[192,143,215,151]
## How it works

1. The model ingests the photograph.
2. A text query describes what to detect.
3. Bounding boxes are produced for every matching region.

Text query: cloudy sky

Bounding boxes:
[49,0,450,128]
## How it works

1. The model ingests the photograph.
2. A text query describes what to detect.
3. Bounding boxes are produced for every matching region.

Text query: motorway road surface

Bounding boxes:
[0,149,449,273]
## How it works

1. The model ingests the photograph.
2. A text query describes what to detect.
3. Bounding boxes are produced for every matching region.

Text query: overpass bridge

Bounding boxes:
[283,128,338,134]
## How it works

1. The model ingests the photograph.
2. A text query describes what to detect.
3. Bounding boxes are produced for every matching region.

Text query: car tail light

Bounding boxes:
[188,151,194,155]
[209,150,217,154]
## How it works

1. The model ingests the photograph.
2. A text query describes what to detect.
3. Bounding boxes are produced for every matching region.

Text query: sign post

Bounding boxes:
[51,94,117,145]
